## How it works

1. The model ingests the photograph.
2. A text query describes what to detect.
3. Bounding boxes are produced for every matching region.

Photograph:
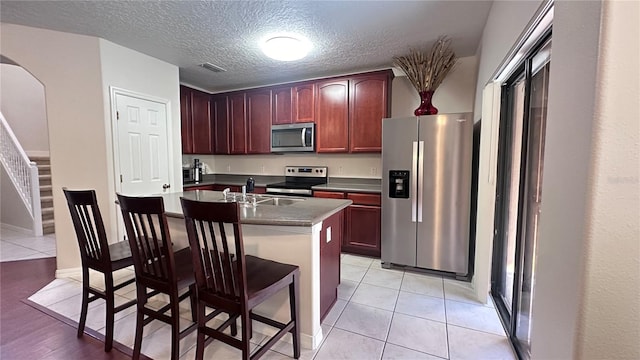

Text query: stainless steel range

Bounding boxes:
[266,166,328,197]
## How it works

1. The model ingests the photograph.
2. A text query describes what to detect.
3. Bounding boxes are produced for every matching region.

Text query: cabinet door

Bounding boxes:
[211,184,242,192]
[191,89,213,154]
[320,210,343,321]
[228,93,247,154]
[314,191,346,199]
[183,185,214,191]
[247,89,272,154]
[212,95,230,154]
[316,80,349,152]
[344,205,381,257]
[349,73,390,152]
[180,86,193,154]
[293,83,315,123]
[272,86,292,125]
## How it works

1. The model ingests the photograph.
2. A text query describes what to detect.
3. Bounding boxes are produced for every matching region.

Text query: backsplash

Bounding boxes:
[183,153,382,179]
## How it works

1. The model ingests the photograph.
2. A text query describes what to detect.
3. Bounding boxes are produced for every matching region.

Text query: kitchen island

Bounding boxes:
[158,190,351,350]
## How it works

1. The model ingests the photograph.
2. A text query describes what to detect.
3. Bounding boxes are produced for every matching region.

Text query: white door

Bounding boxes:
[115,93,171,195]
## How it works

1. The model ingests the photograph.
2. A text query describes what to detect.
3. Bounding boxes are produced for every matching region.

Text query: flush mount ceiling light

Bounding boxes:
[261,35,311,61]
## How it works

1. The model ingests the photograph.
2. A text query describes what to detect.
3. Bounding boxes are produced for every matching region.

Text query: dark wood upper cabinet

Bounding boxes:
[180,86,193,154]
[349,73,390,152]
[212,95,230,154]
[228,93,247,154]
[180,85,213,154]
[316,80,349,153]
[293,83,315,123]
[191,89,213,154]
[272,86,293,125]
[246,89,272,154]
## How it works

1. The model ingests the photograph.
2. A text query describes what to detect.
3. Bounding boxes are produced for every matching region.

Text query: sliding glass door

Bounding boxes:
[492,36,551,359]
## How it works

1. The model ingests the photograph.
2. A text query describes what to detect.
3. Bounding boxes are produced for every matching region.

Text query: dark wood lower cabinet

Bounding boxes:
[343,204,381,257]
[320,210,343,321]
[314,191,381,258]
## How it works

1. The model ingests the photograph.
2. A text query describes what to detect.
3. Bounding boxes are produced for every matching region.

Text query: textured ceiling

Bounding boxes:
[0,1,493,93]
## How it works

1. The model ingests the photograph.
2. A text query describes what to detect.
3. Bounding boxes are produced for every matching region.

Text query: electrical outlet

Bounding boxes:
[226,164,231,172]
[261,165,265,174]
[338,166,344,175]
[370,167,377,176]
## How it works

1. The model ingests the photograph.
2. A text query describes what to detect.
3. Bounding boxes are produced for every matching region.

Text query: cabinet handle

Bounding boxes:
[162,184,171,190]
[412,141,418,223]
[417,141,424,223]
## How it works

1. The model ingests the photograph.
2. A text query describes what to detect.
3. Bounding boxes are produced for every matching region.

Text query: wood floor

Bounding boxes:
[0,258,131,359]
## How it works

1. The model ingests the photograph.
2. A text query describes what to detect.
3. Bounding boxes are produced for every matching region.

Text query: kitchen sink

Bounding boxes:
[256,197,305,206]
[215,193,305,207]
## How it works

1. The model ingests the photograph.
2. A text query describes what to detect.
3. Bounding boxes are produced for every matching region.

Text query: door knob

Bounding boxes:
[162,184,171,189]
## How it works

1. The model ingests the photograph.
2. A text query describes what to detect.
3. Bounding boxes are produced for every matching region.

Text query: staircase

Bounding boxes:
[31,156,55,235]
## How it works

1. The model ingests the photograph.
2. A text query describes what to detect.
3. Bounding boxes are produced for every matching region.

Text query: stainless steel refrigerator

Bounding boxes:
[382,113,473,275]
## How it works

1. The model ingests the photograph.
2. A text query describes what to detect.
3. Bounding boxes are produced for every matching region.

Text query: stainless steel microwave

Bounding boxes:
[271,123,315,152]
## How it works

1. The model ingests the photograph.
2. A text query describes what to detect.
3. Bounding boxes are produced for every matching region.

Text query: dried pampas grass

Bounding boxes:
[393,36,457,92]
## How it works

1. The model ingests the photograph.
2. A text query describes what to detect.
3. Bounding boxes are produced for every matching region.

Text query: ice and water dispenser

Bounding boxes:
[388,170,410,198]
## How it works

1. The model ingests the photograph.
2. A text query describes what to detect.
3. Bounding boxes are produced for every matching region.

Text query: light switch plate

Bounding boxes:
[327,227,331,243]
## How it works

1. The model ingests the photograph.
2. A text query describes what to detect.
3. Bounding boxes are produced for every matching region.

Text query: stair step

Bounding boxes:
[37,165,51,176]
[39,174,51,186]
[42,208,54,221]
[41,195,54,207]
[40,185,53,197]
[42,219,55,234]
[30,156,50,164]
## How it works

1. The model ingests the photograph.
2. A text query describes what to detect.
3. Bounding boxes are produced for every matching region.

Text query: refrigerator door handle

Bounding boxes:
[417,141,425,222]
[412,141,418,222]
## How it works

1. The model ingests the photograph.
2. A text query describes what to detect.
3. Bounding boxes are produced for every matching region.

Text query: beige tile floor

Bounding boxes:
[26,253,516,360]
[0,227,56,262]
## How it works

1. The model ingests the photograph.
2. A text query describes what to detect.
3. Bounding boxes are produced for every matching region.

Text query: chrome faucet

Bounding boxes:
[222,188,231,200]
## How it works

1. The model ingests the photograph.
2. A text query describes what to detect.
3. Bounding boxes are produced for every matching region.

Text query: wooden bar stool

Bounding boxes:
[117,193,201,360]
[180,197,301,360]
[62,188,137,352]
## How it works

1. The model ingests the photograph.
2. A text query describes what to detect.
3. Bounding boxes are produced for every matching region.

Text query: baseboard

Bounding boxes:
[25,151,50,158]
[1,222,33,235]
[55,267,82,279]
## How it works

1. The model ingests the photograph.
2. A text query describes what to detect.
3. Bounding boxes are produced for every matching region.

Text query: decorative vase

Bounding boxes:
[414,90,438,116]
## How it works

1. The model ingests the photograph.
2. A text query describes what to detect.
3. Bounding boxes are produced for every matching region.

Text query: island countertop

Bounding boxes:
[158,190,352,227]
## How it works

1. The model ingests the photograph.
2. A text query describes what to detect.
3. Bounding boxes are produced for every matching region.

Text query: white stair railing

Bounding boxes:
[0,111,42,236]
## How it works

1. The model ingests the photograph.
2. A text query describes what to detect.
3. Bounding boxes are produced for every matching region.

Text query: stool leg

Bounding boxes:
[289,273,300,359]
[77,267,90,338]
[104,273,115,352]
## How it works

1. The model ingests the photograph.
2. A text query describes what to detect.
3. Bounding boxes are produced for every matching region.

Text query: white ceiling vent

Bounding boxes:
[199,62,227,73]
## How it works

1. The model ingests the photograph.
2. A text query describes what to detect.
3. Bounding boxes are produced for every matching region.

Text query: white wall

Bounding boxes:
[573,1,639,358]
[471,0,544,303]
[1,23,106,271]
[190,153,383,179]
[474,0,639,358]
[0,165,33,231]
[392,55,478,117]
[185,56,478,179]
[473,0,544,121]
[530,1,604,358]
[99,39,181,240]
[0,64,49,155]
[0,24,182,273]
